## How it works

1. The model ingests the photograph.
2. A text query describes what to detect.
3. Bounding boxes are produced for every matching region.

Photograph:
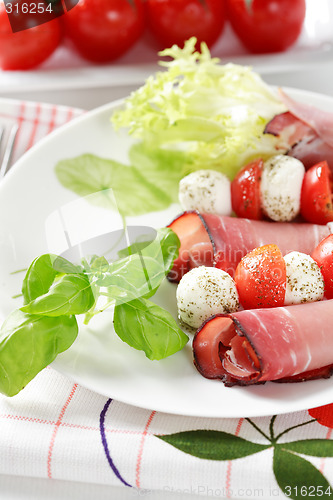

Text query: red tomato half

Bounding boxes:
[231,158,263,220]
[226,0,306,54]
[145,0,226,49]
[62,0,145,63]
[0,3,61,70]
[234,244,286,309]
[311,234,333,299]
[301,161,333,225]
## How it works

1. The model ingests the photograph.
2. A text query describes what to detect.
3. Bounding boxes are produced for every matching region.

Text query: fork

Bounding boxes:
[0,124,19,180]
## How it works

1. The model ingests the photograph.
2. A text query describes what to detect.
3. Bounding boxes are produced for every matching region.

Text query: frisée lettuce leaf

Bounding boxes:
[112,38,287,179]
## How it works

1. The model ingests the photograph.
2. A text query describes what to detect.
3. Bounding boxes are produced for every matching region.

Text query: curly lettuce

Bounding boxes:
[112,38,287,179]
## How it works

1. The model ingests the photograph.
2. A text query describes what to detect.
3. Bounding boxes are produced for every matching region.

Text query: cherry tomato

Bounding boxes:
[62,0,145,63]
[311,234,333,299]
[231,158,263,220]
[226,0,306,54]
[0,2,61,70]
[234,244,286,309]
[300,161,333,225]
[145,0,226,49]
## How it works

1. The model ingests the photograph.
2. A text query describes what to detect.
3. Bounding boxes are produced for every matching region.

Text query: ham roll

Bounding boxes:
[167,211,330,282]
[193,300,333,386]
[264,90,333,172]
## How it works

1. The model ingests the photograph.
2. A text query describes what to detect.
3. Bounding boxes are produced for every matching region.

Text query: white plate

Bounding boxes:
[1,0,333,93]
[1,87,333,419]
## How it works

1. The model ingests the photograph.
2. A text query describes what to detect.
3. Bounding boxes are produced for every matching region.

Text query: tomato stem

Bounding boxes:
[127,0,137,10]
[197,0,208,10]
[245,0,253,13]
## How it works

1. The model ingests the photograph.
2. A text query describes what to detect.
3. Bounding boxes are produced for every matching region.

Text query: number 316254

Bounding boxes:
[5,2,53,14]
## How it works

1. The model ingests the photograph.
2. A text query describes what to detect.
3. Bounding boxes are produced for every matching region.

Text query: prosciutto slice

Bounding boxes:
[264,91,333,171]
[193,301,333,386]
[264,110,313,146]
[278,88,333,148]
[168,211,330,281]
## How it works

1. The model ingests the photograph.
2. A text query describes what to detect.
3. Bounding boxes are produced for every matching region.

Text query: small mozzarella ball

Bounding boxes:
[178,170,231,215]
[176,266,239,329]
[260,155,305,222]
[284,251,324,305]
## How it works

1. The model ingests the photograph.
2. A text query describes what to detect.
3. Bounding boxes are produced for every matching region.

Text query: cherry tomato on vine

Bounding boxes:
[234,244,286,309]
[62,0,145,63]
[311,235,333,299]
[145,0,226,49]
[0,2,61,70]
[301,161,333,225]
[226,0,306,54]
[231,158,264,220]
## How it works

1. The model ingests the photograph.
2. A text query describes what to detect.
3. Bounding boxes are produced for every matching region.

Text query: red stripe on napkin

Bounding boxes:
[225,418,244,498]
[135,410,156,488]
[47,383,78,479]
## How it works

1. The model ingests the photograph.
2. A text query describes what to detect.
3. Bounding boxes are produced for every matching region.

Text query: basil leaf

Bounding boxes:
[117,227,179,274]
[157,227,180,274]
[55,145,186,217]
[55,154,173,216]
[22,254,59,304]
[97,228,180,303]
[22,253,83,305]
[113,297,188,360]
[128,143,186,203]
[117,238,156,260]
[95,254,161,303]
[21,274,95,317]
[52,255,83,275]
[0,310,78,396]
[87,256,109,273]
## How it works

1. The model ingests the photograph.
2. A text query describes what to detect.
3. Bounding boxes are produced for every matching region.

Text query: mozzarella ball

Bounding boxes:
[178,170,231,215]
[327,222,333,234]
[260,155,305,221]
[284,251,325,305]
[176,266,239,328]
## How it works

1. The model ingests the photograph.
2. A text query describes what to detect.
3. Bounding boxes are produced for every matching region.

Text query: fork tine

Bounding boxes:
[0,124,19,180]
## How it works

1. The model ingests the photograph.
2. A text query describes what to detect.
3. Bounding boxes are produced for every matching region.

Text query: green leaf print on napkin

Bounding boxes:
[282,439,333,457]
[157,415,333,499]
[273,446,332,499]
[158,430,270,460]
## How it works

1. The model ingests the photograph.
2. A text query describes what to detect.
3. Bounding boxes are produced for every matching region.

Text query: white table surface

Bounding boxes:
[0,58,333,499]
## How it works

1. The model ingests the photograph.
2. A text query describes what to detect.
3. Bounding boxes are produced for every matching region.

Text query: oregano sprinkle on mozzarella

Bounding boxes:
[176,266,239,329]
[260,155,305,222]
[284,251,325,305]
[178,169,232,215]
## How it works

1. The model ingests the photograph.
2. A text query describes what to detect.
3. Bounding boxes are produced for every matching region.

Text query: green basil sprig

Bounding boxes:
[0,227,187,396]
[0,310,78,397]
[22,253,83,304]
[21,273,95,317]
[114,297,188,360]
